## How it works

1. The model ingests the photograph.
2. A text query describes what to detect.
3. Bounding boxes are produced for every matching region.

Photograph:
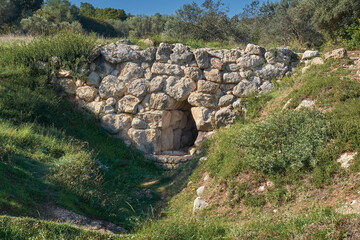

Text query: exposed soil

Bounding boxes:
[42,203,127,235]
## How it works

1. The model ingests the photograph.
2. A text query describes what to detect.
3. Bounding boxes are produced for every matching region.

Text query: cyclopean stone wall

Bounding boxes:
[55,41,297,168]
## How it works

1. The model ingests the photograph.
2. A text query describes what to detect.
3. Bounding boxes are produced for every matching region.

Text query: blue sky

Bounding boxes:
[69,0,269,17]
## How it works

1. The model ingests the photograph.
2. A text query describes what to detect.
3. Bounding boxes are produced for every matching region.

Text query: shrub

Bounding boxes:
[337,18,360,49]
[0,32,96,76]
[239,110,331,174]
[206,109,332,178]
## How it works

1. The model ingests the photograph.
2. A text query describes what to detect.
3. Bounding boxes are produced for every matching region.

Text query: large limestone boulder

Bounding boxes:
[220,84,236,91]
[245,44,265,56]
[233,78,261,97]
[128,128,161,154]
[265,48,293,65]
[226,63,240,72]
[194,131,216,147]
[149,93,177,110]
[76,86,97,101]
[101,43,141,63]
[324,48,347,60]
[117,95,141,114]
[128,79,148,98]
[149,76,167,92]
[160,128,174,151]
[184,67,203,81]
[218,94,235,107]
[87,72,100,87]
[118,62,144,83]
[84,101,104,116]
[194,49,209,69]
[101,114,132,134]
[259,81,274,93]
[237,55,265,69]
[164,76,196,101]
[223,72,242,84]
[136,110,171,129]
[131,118,148,129]
[103,105,115,114]
[188,92,218,108]
[191,107,214,131]
[151,63,183,76]
[256,64,288,80]
[99,75,126,99]
[208,49,224,59]
[139,47,156,62]
[210,58,225,70]
[173,129,182,150]
[223,48,243,63]
[197,80,219,94]
[169,110,187,129]
[215,107,237,127]
[203,69,222,83]
[156,43,173,63]
[170,43,194,65]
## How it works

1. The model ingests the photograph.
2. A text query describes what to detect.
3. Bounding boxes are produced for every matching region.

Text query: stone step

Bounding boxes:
[146,152,194,170]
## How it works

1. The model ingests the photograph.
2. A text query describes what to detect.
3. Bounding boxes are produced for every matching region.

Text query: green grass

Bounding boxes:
[133,53,360,239]
[1,33,360,239]
[0,215,125,240]
[0,34,166,231]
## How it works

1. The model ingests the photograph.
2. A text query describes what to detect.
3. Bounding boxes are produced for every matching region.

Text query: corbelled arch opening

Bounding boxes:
[158,101,198,155]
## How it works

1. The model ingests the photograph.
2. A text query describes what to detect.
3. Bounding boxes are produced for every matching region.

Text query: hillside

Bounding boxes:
[0,33,359,240]
[133,51,360,239]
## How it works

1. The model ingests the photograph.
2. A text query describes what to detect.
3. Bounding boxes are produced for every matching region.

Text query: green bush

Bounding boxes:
[206,109,332,178]
[239,110,331,174]
[337,18,360,49]
[0,32,96,75]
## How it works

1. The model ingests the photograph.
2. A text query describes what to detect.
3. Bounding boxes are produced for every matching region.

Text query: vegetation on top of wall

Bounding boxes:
[0,32,96,76]
[2,0,360,49]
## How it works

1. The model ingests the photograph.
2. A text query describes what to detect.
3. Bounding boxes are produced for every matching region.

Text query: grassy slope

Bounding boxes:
[134,59,360,239]
[1,34,360,239]
[0,34,170,237]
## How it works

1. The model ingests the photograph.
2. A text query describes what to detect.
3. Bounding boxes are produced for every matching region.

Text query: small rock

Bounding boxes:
[302,66,311,74]
[283,98,292,109]
[57,69,72,78]
[245,43,265,56]
[296,99,315,110]
[337,152,357,169]
[132,118,148,129]
[193,197,209,213]
[200,157,207,162]
[103,105,115,114]
[302,50,319,60]
[197,186,205,196]
[324,48,347,60]
[106,97,117,106]
[311,57,324,66]
[204,174,209,181]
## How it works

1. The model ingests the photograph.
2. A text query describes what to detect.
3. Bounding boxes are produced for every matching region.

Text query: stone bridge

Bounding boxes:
[55,41,297,169]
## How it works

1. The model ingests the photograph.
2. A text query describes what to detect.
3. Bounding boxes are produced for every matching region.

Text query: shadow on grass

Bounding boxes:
[0,66,197,230]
